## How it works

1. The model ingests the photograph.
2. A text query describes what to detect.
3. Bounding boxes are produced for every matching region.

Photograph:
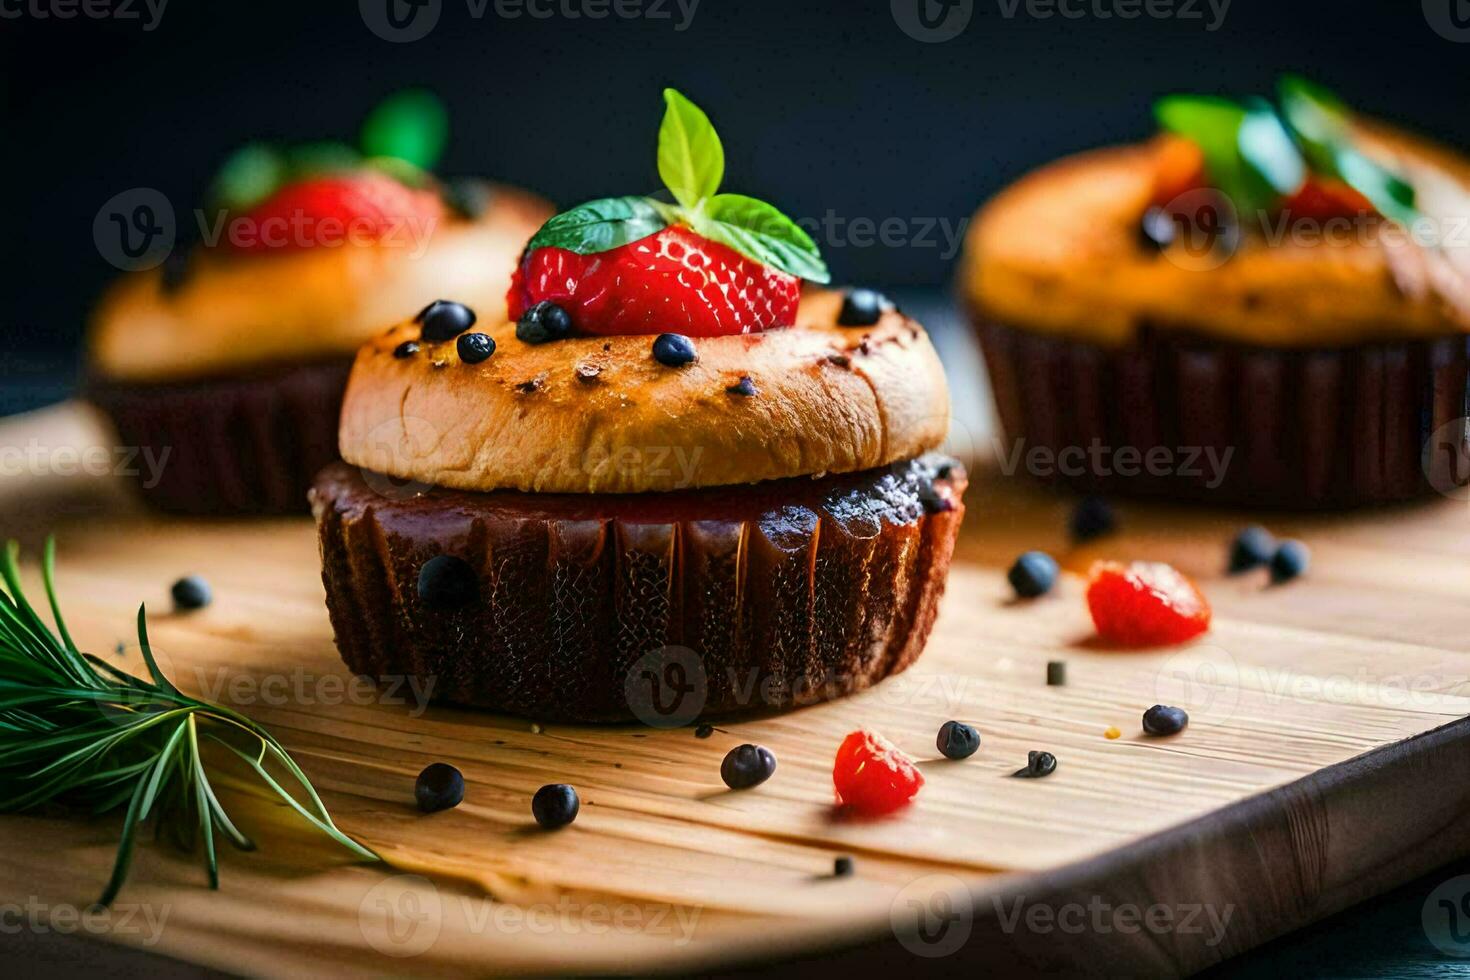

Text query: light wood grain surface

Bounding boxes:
[2,402,1469,976]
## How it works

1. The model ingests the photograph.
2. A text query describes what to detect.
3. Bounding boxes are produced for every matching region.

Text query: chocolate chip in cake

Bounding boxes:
[417,555,478,609]
[456,332,496,364]
[393,340,420,359]
[837,288,889,327]
[419,300,477,341]
[825,353,851,368]
[652,333,697,367]
[833,856,855,877]
[725,376,757,397]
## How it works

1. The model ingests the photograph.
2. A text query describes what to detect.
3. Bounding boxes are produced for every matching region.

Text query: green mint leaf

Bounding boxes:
[209,143,287,212]
[526,196,669,254]
[699,194,829,283]
[1277,76,1417,222]
[1237,100,1305,197]
[1277,75,1351,173]
[284,141,362,179]
[1155,95,1275,212]
[658,89,725,209]
[360,89,448,171]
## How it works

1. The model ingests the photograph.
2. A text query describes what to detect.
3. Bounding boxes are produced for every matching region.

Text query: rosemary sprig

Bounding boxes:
[0,537,377,906]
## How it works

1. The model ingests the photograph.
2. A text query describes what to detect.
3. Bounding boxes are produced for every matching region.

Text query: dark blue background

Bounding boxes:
[3,2,1470,973]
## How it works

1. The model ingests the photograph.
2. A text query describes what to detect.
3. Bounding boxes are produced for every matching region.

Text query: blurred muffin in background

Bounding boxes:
[87,91,551,515]
[962,77,1470,508]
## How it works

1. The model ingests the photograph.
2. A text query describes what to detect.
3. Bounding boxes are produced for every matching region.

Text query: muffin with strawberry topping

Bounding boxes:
[311,91,966,721]
[962,77,1470,507]
[86,92,551,514]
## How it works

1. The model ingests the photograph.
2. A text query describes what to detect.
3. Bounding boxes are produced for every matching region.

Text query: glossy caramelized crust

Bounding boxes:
[311,456,966,721]
[962,126,1470,348]
[89,187,551,382]
[338,290,952,493]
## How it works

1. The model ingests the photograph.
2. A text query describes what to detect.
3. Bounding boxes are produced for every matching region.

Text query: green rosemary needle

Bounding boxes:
[0,537,377,906]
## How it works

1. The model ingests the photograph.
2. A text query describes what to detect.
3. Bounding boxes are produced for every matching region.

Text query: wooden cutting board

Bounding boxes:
[3,401,1470,977]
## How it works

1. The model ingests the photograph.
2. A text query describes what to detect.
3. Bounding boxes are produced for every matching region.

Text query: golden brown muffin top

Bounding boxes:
[337,290,952,494]
[962,124,1470,348]
[88,187,551,382]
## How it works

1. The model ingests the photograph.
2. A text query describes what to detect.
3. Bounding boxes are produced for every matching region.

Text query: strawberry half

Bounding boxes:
[507,225,801,337]
[1086,561,1212,647]
[832,728,924,816]
[230,172,443,253]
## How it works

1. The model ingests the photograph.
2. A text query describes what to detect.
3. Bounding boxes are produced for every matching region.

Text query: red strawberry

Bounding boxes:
[1086,561,1211,647]
[1279,176,1374,221]
[507,225,800,336]
[230,172,443,253]
[832,729,924,816]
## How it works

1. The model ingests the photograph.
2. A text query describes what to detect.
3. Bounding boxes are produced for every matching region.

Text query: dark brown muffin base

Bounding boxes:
[87,358,352,515]
[975,319,1470,508]
[310,457,966,722]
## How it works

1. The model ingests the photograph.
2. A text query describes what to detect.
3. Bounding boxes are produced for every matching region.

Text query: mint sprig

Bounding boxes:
[207,90,448,213]
[523,88,830,283]
[1154,78,1417,223]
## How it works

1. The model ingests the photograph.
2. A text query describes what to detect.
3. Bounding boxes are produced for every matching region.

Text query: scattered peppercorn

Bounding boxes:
[1012,751,1058,779]
[1229,525,1276,574]
[416,555,478,609]
[1269,539,1310,585]
[170,575,212,611]
[1045,660,1066,686]
[694,723,715,739]
[393,340,420,359]
[531,783,580,829]
[415,763,465,813]
[1009,551,1059,598]
[936,720,981,760]
[833,856,855,877]
[456,332,496,364]
[516,301,573,344]
[418,300,477,341]
[720,744,777,789]
[726,376,757,396]
[1142,704,1189,736]
[837,288,889,327]
[652,333,697,367]
[1104,726,1122,740]
[1069,496,1116,542]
